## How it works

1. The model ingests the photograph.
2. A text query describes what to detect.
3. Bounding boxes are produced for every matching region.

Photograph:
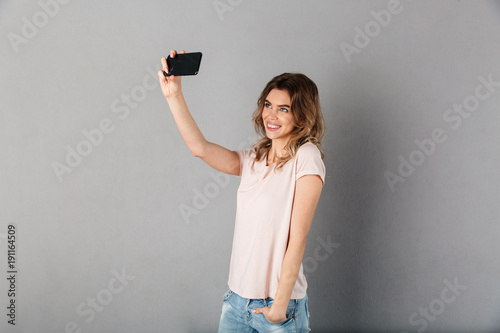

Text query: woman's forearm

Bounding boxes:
[271,239,306,313]
[166,93,208,157]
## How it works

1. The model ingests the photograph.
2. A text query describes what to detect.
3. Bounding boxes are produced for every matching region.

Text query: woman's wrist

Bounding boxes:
[269,303,287,319]
[165,92,184,102]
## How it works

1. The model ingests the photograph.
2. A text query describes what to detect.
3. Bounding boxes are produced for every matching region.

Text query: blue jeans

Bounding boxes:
[218,289,311,333]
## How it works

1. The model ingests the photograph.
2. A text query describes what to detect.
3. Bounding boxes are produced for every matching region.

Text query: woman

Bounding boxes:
[158,50,325,333]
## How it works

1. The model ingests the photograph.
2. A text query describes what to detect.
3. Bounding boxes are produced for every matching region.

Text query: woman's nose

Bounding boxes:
[268,107,278,118]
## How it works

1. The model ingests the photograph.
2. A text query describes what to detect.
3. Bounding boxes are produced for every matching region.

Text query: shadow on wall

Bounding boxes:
[308,65,401,331]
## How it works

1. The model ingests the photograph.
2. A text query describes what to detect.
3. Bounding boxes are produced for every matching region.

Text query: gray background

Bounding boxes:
[1,0,499,332]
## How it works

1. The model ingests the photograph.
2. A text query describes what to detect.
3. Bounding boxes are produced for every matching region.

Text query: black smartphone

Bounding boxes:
[164,52,202,77]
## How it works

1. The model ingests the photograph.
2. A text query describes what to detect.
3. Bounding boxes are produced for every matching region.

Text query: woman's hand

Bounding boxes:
[158,49,185,99]
[251,306,287,324]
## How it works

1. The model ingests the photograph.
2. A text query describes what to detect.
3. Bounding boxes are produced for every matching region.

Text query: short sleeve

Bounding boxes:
[236,150,252,178]
[295,143,326,185]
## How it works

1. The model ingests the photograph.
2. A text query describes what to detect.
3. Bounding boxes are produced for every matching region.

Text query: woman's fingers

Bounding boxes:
[161,50,183,75]
[161,57,168,74]
[158,68,167,83]
[158,49,185,97]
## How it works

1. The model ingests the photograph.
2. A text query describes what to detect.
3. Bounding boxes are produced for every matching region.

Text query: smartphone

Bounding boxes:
[164,52,202,77]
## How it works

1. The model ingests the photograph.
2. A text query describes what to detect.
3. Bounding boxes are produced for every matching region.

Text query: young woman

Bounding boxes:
[158,50,325,333]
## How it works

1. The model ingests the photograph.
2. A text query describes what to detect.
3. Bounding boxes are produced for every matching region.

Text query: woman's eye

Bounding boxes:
[265,103,271,108]
[280,108,289,113]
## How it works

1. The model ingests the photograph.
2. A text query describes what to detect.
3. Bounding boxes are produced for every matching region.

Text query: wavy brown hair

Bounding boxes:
[251,73,325,170]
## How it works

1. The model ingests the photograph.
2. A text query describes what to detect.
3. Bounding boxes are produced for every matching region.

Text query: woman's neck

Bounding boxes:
[267,139,288,165]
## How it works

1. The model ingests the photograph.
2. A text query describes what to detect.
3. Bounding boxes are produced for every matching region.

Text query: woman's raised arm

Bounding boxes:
[158,50,240,176]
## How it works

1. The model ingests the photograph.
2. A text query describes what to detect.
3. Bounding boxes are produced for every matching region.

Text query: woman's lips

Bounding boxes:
[266,123,281,131]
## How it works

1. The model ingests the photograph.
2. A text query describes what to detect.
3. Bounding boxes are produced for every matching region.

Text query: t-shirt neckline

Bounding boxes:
[265,155,276,167]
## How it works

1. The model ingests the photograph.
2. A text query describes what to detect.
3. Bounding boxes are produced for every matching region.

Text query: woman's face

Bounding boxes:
[262,89,296,145]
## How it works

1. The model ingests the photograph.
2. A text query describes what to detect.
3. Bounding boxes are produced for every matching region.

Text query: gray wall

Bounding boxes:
[1,0,499,332]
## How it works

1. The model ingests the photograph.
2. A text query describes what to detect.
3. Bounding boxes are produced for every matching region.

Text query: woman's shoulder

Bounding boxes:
[237,148,256,159]
[294,142,326,182]
[237,149,259,168]
[296,142,322,158]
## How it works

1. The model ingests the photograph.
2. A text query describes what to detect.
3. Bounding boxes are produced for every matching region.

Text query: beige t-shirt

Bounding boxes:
[228,142,326,299]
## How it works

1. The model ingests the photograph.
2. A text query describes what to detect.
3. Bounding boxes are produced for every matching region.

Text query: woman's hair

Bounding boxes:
[251,72,325,170]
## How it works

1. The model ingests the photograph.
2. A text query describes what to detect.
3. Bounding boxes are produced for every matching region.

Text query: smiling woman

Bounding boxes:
[158,51,325,333]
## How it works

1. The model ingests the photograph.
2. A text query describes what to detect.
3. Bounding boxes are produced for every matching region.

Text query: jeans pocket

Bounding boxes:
[262,305,296,327]
[223,289,234,302]
[262,313,296,330]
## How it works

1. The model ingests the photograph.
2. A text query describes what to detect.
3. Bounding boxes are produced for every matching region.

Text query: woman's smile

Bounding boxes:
[266,122,282,131]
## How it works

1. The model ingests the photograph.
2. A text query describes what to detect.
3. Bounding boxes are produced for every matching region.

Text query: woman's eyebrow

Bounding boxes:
[265,99,290,108]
